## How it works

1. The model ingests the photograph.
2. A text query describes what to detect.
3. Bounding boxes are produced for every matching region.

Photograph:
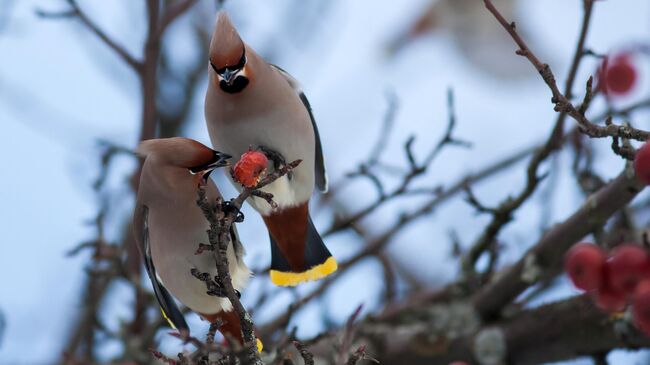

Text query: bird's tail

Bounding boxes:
[263,204,337,286]
[202,310,263,352]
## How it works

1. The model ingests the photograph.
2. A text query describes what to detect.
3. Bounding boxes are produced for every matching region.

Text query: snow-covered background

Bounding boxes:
[1,0,650,363]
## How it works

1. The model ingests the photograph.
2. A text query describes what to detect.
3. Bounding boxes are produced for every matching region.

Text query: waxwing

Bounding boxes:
[204,12,337,287]
[133,137,260,350]
[388,0,534,79]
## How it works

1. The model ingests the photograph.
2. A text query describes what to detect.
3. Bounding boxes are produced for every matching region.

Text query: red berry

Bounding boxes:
[232,150,269,188]
[607,244,650,295]
[565,243,607,292]
[634,141,650,185]
[600,53,637,96]
[632,280,650,336]
[594,283,627,313]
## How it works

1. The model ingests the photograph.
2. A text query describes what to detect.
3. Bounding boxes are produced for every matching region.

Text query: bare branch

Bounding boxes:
[158,0,199,38]
[375,296,650,365]
[473,169,644,320]
[293,341,314,365]
[482,0,650,141]
[345,346,378,365]
[460,0,599,280]
[37,0,142,71]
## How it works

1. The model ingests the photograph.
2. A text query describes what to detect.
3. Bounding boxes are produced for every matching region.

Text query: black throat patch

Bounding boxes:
[219,76,249,94]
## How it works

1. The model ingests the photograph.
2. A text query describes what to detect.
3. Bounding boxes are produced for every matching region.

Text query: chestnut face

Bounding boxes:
[211,51,249,94]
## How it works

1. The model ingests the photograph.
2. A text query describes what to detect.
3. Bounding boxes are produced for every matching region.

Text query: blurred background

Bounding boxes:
[2,0,650,364]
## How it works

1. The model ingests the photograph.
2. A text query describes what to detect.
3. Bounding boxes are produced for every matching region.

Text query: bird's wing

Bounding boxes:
[230,223,245,264]
[270,64,328,192]
[135,205,189,333]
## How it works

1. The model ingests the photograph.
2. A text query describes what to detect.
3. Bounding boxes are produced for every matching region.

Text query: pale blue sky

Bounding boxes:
[1,0,650,363]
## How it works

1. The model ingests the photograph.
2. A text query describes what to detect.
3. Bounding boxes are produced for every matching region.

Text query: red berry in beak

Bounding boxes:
[232,150,269,188]
[632,280,650,336]
[607,244,650,296]
[634,141,650,185]
[565,243,607,292]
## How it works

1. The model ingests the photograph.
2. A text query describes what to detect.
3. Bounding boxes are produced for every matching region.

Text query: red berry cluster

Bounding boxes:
[565,243,650,335]
[598,52,638,97]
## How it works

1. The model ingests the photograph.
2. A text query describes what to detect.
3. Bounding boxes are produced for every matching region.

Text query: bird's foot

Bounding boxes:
[206,286,227,298]
[258,145,293,180]
[209,275,241,299]
[191,269,228,298]
[223,200,245,223]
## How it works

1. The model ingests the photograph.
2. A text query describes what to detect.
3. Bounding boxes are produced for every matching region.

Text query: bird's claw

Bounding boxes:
[207,288,227,297]
[258,145,293,180]
[207,276,241,298]
[223,200,245,223]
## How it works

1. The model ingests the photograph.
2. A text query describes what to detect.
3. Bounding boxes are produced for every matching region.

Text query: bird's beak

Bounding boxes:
[189,151,232,175]
[220,69,237,85]
[212,151,232,168]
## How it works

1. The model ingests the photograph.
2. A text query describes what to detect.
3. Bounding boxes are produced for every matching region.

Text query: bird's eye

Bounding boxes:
[209,61,220,74]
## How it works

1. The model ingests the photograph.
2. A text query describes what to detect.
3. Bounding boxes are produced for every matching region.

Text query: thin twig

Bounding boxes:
[345,346,378,365]
[326,92,473,235]
[473,169,643,320]
[36,0,142,71]
[194,159,302,364]
[482,0,650,141]
[460,0,599,280]
[260,145,536,336]
[158,0,199,38]
[293,341,314,365]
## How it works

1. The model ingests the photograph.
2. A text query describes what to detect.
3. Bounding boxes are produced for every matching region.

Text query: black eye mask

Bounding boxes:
[210,49,246,76]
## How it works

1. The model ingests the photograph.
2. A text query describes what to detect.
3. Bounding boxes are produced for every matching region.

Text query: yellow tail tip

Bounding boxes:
[270,256,338,287]
[256,338,264,352]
